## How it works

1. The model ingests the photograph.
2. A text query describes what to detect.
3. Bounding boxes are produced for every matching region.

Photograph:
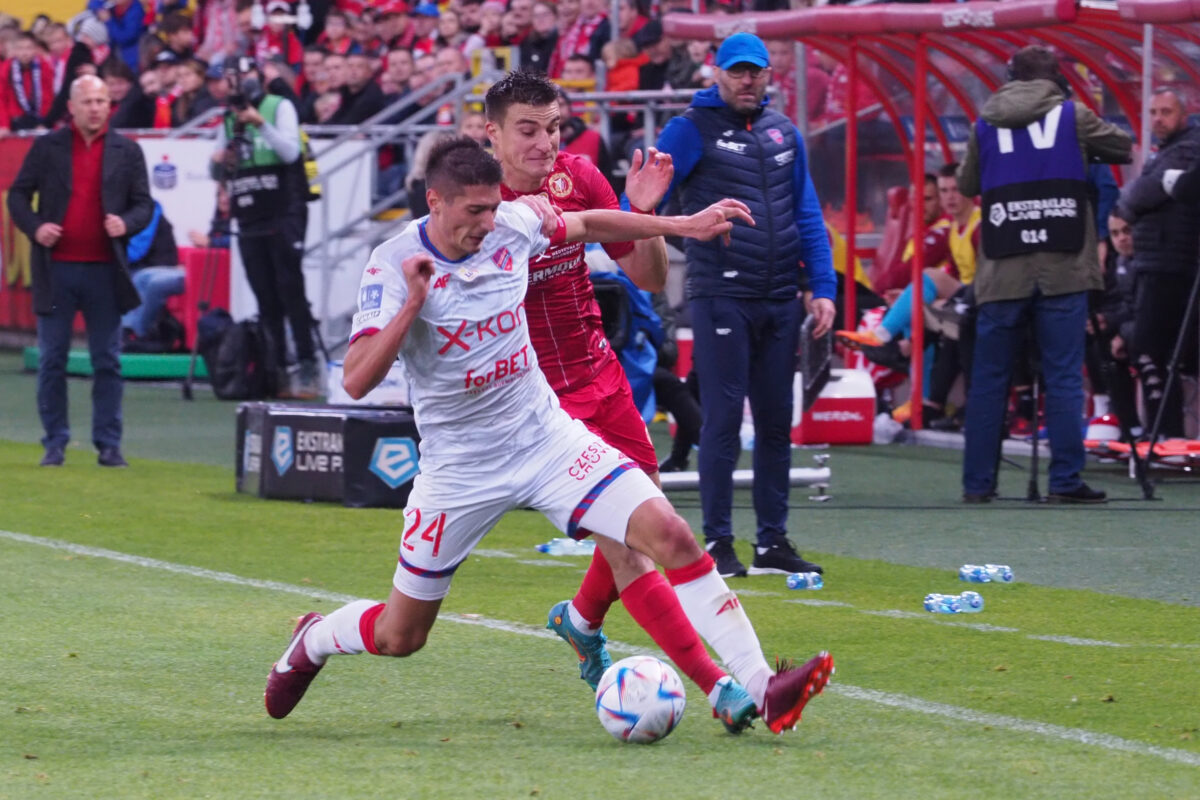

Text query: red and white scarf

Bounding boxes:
[551,13,603,77]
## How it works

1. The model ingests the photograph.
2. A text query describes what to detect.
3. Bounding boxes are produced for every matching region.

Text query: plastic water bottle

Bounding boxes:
[958,590,984,612]
[786,572,823,590]
[534,538,596,556]
[924,591,984,614]
[958,564,1014,583]
[924,593,962,614]
[983,564,1014,583]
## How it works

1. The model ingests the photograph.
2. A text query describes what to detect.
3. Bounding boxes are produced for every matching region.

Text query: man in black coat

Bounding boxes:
[1116,87,1200,437]
[7,75,154,468]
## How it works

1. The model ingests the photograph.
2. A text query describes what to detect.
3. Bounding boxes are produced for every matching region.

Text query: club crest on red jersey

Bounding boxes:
[547,171,574,200]
[767,128,784,145]
[491,246,514,272]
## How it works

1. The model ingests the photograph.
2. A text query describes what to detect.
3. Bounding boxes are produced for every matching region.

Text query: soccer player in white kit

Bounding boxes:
[264,138,833,733]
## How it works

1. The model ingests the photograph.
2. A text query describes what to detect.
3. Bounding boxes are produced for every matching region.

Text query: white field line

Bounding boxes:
[785,595,1200,650]
[2,528,1198,769]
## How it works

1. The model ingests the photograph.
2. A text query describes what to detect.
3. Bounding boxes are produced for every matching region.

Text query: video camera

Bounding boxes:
[227,56,265,112]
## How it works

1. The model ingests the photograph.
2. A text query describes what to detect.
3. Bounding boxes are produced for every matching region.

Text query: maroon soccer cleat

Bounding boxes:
[761,651,834,734]
[264,612,325,719]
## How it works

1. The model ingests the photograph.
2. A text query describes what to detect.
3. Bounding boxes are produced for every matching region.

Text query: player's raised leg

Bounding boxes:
[265,588,441,719]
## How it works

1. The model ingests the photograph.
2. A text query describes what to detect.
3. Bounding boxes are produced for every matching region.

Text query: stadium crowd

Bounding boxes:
[0,0,837,136]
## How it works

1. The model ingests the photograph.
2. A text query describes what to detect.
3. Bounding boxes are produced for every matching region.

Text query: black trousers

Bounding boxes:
[238,217,315,371]
[1086,331,1140,438]
[1131,272,1198,438]
[653,366,701,463]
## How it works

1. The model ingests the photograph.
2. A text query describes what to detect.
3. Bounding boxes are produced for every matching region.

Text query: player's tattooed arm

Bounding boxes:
[343,254,434,399]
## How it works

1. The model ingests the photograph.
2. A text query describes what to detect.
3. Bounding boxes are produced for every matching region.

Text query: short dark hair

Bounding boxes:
[937,162,959,179]
[160,12,190,35]
[100,55,136,83]
[426,137,504,200]
[923,172,937,188]
[1009,45,1061,83]
[484,69,559,122]
[564,54,594,72]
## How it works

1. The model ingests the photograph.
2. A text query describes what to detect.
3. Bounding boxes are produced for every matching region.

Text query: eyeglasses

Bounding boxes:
[725,64,766,79]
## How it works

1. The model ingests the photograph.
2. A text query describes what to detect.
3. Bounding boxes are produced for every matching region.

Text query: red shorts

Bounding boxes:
[557,357,658,474]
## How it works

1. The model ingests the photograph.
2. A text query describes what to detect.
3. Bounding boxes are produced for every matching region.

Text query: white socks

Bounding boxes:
[672,569,772,707]
[567,602,601,636]
[303,599,379,663]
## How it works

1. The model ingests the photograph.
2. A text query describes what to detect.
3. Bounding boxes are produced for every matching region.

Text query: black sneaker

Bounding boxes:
[859,340,910,373]
[749,539,824,576]
[706,539,747,578]
[40,445,65,467]
[657,455,690,473]
[962,492,994,504]
[1047,483,1107,504]
[97,447,128,468]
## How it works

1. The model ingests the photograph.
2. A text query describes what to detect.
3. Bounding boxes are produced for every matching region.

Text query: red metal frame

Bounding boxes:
[659,0,1200,434]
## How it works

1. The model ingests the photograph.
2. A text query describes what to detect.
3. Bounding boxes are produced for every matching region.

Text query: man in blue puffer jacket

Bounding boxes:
[656,32,836,579]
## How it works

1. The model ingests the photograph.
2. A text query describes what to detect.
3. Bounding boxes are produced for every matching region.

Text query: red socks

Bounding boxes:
[571,548,621,628]
[620,570,726,695]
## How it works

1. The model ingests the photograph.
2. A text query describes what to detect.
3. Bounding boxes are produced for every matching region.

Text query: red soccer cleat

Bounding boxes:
[761,651,834,734]
[264,612,325,719]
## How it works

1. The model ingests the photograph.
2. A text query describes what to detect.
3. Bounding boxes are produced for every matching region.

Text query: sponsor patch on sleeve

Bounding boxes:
[360,284,384,311]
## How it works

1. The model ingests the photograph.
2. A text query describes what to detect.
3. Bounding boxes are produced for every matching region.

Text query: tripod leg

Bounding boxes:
[1026,372,1041,502]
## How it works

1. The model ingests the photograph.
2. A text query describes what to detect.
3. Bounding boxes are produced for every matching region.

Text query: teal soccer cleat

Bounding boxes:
[711,677,758,734]
[546,600,612,691]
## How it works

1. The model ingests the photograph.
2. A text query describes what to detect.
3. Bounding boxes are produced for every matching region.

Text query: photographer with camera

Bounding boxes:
[211,57,320,399]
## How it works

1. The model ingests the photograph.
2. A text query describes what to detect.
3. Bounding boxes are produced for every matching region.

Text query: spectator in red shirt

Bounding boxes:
[0,32,55,133]
[616,0,648,40]
[506,0,535,44]
[316,10,362,55]
[7,75,152,468]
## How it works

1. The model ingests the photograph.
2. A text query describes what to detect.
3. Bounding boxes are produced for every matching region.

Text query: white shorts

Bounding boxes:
[391,411,664,601]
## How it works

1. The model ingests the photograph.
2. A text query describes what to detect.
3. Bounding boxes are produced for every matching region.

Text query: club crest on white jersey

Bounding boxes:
[349,202,561,462]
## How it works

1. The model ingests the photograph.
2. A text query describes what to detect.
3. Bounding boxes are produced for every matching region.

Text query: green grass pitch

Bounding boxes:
[0,357,1197,798]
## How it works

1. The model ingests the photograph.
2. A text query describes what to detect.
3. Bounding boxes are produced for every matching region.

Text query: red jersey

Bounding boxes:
[501,151,635,395]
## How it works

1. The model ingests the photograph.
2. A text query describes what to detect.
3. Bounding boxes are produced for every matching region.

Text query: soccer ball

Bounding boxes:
[594,656,686,744]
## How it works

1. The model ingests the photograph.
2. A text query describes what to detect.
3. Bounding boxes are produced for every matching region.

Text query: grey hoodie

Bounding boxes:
[958,79,1132,304]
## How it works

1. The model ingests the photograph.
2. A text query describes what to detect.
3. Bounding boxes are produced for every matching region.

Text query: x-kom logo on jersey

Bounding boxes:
[436,304,527,354]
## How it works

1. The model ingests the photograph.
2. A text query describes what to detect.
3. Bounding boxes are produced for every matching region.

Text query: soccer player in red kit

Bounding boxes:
[484,71,818,732]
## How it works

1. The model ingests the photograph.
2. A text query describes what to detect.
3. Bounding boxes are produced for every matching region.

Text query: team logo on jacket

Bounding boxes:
[767,128,784,145]
[548,171,574,199]
[491,246,513,272]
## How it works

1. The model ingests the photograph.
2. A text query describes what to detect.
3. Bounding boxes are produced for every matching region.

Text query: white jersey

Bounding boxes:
[350,202,563,462]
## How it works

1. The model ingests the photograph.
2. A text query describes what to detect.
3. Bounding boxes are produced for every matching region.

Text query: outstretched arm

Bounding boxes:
[343,254,433,400]
[516,194,753,246]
